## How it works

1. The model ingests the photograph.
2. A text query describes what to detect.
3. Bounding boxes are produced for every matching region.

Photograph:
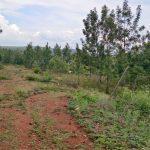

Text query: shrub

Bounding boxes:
[118,88,150,116]
[33,67,41,74]
[0,75,9,80]
[49,56,69,73]
[16,89,29,99]
[26,74,39,81]
[39,72,52,82]
[26,72,52,83]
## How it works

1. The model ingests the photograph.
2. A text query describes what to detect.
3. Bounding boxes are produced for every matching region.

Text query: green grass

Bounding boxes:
[68,89,150,149]
[0,76,10,80]
[16,89,30,99]
[0,114,18,149]
[33,67,41,74]
[0,94,9,102]
[31,109,69,149]
[0,63,4,70]
[26,72,52,83]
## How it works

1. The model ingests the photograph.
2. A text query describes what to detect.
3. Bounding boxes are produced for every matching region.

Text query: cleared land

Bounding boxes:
[0,65,149,149]
[0,65,92,149]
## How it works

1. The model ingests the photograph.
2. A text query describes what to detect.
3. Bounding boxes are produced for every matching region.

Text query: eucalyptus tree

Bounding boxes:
[24,43,34,68]
[42,43,52,70]
[62,43,72,63]
[53,43,62,57]
[82,8,100,76]
[34,45,42,67]
[115,0,145,75]
[75,43,82,85]
[99,6,117,93]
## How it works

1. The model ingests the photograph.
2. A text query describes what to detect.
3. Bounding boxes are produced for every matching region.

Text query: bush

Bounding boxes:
[26,72,52,83]
[49,56,69,73]
[16,89,29,99]
[118,88,150,116]
[26,74,39,81]
[0,76,9,80]
[39,72,52,82]
[33,67,41,74]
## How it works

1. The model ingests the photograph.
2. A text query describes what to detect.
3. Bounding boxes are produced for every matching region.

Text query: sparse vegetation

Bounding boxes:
[31,109,70,149]
[33,67,41,74]
[0,94,9,102]
[0,75,9,80]
[25,72,52,83]
[0,0,149,149]
[0,63,4,69]
[0,114,18,149]
[68,89,150,149]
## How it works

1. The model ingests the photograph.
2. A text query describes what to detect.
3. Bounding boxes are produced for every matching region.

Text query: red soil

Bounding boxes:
[0,108,41,150]
[0,68,93,149]
[27,93,93,149]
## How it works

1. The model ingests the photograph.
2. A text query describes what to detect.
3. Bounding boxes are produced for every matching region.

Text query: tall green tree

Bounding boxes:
[82,8,100,75]
[62,43,72,63]
[24,43,34,68]
[34,45,42,67]
[115,0,145,75]
[75,43,82,85]
[53,43,62,57]
[99,6,117,93]
[42,43,52,70]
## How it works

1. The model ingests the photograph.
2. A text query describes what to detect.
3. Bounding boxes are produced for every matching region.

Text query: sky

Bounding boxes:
[0,0,149,47]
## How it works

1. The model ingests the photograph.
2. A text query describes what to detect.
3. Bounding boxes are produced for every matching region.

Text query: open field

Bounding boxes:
[0,65,149,149]
[0,0,150,149]
[0,65,93,149]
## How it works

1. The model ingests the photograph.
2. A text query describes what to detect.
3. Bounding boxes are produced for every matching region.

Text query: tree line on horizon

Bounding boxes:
[0,0,150,93]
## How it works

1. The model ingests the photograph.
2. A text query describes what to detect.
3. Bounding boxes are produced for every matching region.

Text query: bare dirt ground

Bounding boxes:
[0,66,93,149]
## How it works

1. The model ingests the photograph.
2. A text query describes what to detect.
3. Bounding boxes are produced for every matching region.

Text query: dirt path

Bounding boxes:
[0,66,93,149]
[26,93,93,149]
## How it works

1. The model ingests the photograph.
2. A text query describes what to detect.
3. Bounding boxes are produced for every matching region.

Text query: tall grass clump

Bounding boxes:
[26,72,52,83]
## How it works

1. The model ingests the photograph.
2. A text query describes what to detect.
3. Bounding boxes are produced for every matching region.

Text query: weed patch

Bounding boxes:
[26,72,52,83]
[68,89,150,149]
[0,63,4,70]
[0,114,18,149]
[31,109,70,149]
[0,76,9,80]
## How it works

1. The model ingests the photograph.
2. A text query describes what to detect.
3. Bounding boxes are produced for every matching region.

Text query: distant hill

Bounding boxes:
[0,46,76,52]
[0,46,26,51]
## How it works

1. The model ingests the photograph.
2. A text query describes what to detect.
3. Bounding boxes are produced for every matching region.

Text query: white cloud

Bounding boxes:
[0,0,149,47]
[0,14,80,46]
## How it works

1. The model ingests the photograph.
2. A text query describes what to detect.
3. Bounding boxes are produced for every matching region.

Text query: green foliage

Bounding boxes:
[42,43,52,70]
[26,74,39,81]
[26,72,52,83]
[118,88,150,116]
[53,43,62,57]
[0,63,3,70]
[23,43,34,68]
[62,43,72,63]
[69,91,98,111]
[0,75,9,80]
[0,94,8,102]
[40,72,52,82]
[49,56,69,73]
[16,89,29,99]
[33,67,41,74]
[0,0,149,93]
[68,89,150,149]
